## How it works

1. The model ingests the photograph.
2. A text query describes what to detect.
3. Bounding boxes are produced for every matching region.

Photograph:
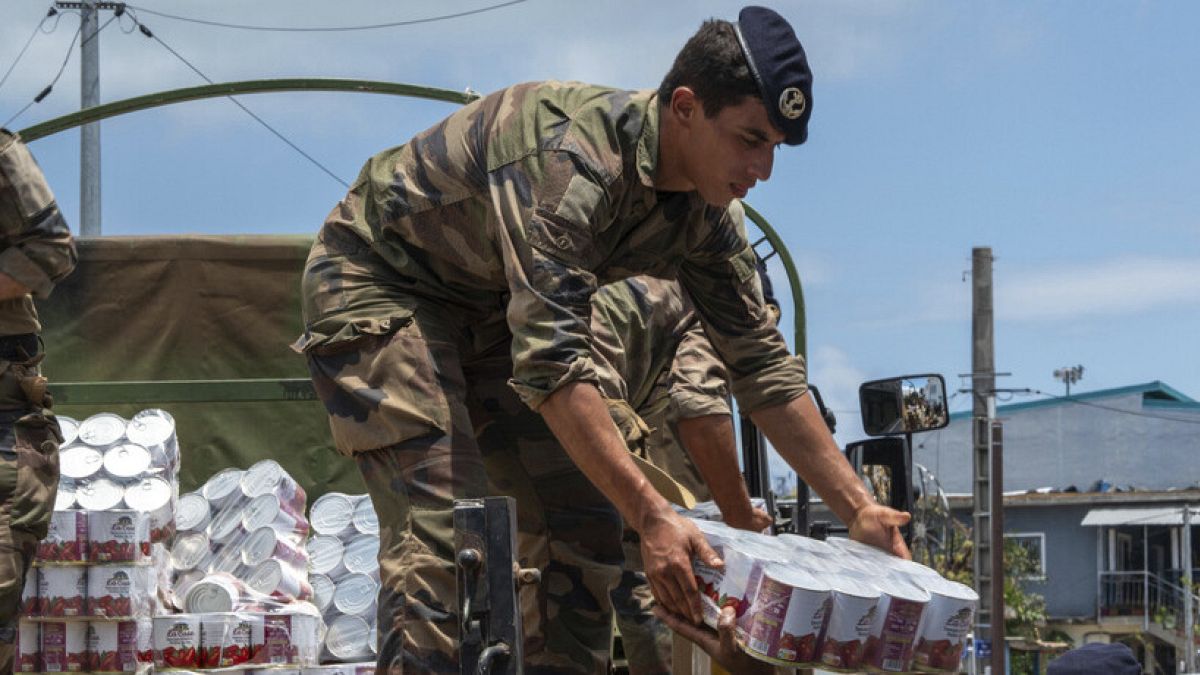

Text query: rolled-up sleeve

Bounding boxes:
[0,131,76,298]
[492,152,619,410]
[677,203,807,414]
[667,318,733,423]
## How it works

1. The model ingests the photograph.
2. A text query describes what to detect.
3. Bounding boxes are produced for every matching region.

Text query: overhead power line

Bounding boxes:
[3,19,82,129]
[128,11,349,188]
[125,0,527,33]
[0,5,58,94]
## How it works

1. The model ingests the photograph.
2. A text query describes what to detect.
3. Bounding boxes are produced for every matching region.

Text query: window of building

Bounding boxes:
[1004,532,1046,580]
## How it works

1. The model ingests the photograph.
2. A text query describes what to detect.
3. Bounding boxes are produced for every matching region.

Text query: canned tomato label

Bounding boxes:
[40,621,87,672]
[75,479,126,511]
[21,567,40,616]
[17,620,39,672]
[88,510,150,562]
[39,567,87,616]
[78,413,128,447]
[912,580,977,673]
[176,492,212,532]
[87,565,147,618]
[124,476,176,543]
[153,614,202,669]
[39,510,89,562]
[86,621,141,672]
[263,612,322,666]
[201,613,264,668]
[241,459,307,515]
[717,540,789,639]
[60,445,104,481]
[861,577,930,673]
[818,575,880,671]
[744,565,831,666]
[242,526,308,570]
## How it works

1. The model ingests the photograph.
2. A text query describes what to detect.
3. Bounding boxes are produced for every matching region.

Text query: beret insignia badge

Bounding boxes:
[778,86,806,120]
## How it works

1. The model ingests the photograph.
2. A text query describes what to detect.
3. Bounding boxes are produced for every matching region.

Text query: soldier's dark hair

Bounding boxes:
[658,19,760,117]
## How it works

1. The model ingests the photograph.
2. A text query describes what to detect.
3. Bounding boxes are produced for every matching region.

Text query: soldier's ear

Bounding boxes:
[669,87,699,129]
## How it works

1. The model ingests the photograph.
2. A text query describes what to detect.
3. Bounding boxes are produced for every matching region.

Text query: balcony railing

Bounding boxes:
[1099,570,1200,637]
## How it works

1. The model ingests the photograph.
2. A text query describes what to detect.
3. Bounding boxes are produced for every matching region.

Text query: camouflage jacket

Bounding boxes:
[591,276,731,425]
[0,130,76,336]
[300,81,806,413]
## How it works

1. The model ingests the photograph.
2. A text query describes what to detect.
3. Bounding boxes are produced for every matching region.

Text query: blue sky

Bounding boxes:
[3,1,1198,484]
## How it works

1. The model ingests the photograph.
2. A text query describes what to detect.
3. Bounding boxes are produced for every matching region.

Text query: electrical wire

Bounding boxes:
[2,19,82,129]
[128,12,349,188]
[124,0,527,32]
[0,6,57,94]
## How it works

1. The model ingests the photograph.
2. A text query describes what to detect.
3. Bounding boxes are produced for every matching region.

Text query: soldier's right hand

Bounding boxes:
[638,505,721,624]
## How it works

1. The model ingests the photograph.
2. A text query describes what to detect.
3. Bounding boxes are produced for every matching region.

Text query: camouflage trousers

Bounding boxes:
[0,345,62,673]
[308,306,623,675]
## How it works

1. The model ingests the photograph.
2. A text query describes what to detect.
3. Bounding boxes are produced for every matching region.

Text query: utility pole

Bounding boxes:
[970,247,1004,675]
[56,0,124,236]
[1185,504,1195,674]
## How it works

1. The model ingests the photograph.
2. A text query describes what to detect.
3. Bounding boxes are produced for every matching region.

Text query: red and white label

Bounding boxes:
[201,612,264,668]
[88,510,151,563]
[152,614,202,669]
[39,567,87,617]
[38,511,89,562]
[16,621,40,672]
[40,621,87,672]
[86,621,141,672]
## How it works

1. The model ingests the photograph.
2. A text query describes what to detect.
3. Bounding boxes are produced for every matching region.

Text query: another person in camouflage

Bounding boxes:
[0,129,76,672]
[592,274,773,675]
[298,7,910,673]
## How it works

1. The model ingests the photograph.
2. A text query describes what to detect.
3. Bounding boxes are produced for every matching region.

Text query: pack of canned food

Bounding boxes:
[57,409,182,545]
[690,520,977,673]
[305,493,380,664]
[22,563,157,620]
[15,618,154,673]
[148,607,325,670]
[169,461,314,613]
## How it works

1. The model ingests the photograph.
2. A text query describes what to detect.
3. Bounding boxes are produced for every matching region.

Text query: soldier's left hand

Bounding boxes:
[639,505,721,624]
[848,503,912,559]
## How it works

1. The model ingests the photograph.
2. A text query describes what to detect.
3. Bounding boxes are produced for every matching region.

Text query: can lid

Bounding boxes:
[325,615,370,658]
[78,413,128,447]
[352,498,378,536]
[60,445,104,479]
[333,574,377,615]
[57,416,79,446]
[176,493,211,532]
[185,577,238,613]
[171,532,211,571]
[241,526,279,567]
[103,444,152,479]
[762,562,830,593]
[827,573,881,599]
[75,478,125,510]
[125,409,176,448]
[246,560,286,595]
[306,535,344,575]
[123,476,173,511]
[203,468,246,502]
[310,493,355,536]
[241,459,284,498]
[242,494,282,531]
[54,487,76,510]
[310,573,335,612]
[342,535,380,574]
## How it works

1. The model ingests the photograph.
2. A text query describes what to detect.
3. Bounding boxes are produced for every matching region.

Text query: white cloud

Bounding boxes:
[997,257,1200,321]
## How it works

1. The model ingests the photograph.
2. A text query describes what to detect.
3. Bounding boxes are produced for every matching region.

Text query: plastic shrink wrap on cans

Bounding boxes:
[22,409,184,674]
[688,518,978,673]
[307,493,380,664]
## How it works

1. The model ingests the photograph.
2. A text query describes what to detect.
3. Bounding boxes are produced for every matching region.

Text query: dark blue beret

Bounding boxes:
[1047,642,1140,675]
[733,6,813,145]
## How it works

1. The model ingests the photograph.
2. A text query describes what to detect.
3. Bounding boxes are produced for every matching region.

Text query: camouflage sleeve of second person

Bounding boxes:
[677,200,807,414]
[0,130,76,297]
[666,314,733,424]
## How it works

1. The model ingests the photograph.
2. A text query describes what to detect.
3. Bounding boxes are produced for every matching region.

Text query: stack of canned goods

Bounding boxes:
[149,607,327,671]
[690,520,978,673]
[17,409,183,673]
[305,492,380,664]
[169,460,314,613]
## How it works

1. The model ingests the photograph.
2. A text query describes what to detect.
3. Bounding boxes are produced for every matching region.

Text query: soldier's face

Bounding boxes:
[686,96,785,206]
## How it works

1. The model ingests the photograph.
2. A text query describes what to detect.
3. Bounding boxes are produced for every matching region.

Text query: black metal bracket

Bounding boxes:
[454,496,525,675]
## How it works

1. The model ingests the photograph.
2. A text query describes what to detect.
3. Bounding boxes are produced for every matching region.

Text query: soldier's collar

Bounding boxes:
[635,92,660,189]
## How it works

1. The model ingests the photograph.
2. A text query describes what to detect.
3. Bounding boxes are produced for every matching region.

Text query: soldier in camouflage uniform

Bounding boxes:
[298,7,910,674]
[0,129,76,672]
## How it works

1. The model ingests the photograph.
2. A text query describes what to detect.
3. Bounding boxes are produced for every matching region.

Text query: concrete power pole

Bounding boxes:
[971,247,1005,674]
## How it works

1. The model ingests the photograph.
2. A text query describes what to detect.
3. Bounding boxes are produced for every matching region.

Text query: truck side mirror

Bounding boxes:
[859,374,949,436]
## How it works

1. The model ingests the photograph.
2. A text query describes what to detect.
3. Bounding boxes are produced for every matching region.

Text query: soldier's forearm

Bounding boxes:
[676,414,756,525]
[750,393,874,527]
[540,381,674,533]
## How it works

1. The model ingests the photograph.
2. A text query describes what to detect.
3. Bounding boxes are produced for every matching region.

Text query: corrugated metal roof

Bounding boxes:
[1081,506,1200,526]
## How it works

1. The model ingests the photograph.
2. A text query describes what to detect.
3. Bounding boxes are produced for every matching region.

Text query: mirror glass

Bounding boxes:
[859,374,949,435]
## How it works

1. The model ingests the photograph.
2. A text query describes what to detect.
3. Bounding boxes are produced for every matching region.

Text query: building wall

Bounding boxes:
[914,389,1200,495]
[1003,504,1098,620]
